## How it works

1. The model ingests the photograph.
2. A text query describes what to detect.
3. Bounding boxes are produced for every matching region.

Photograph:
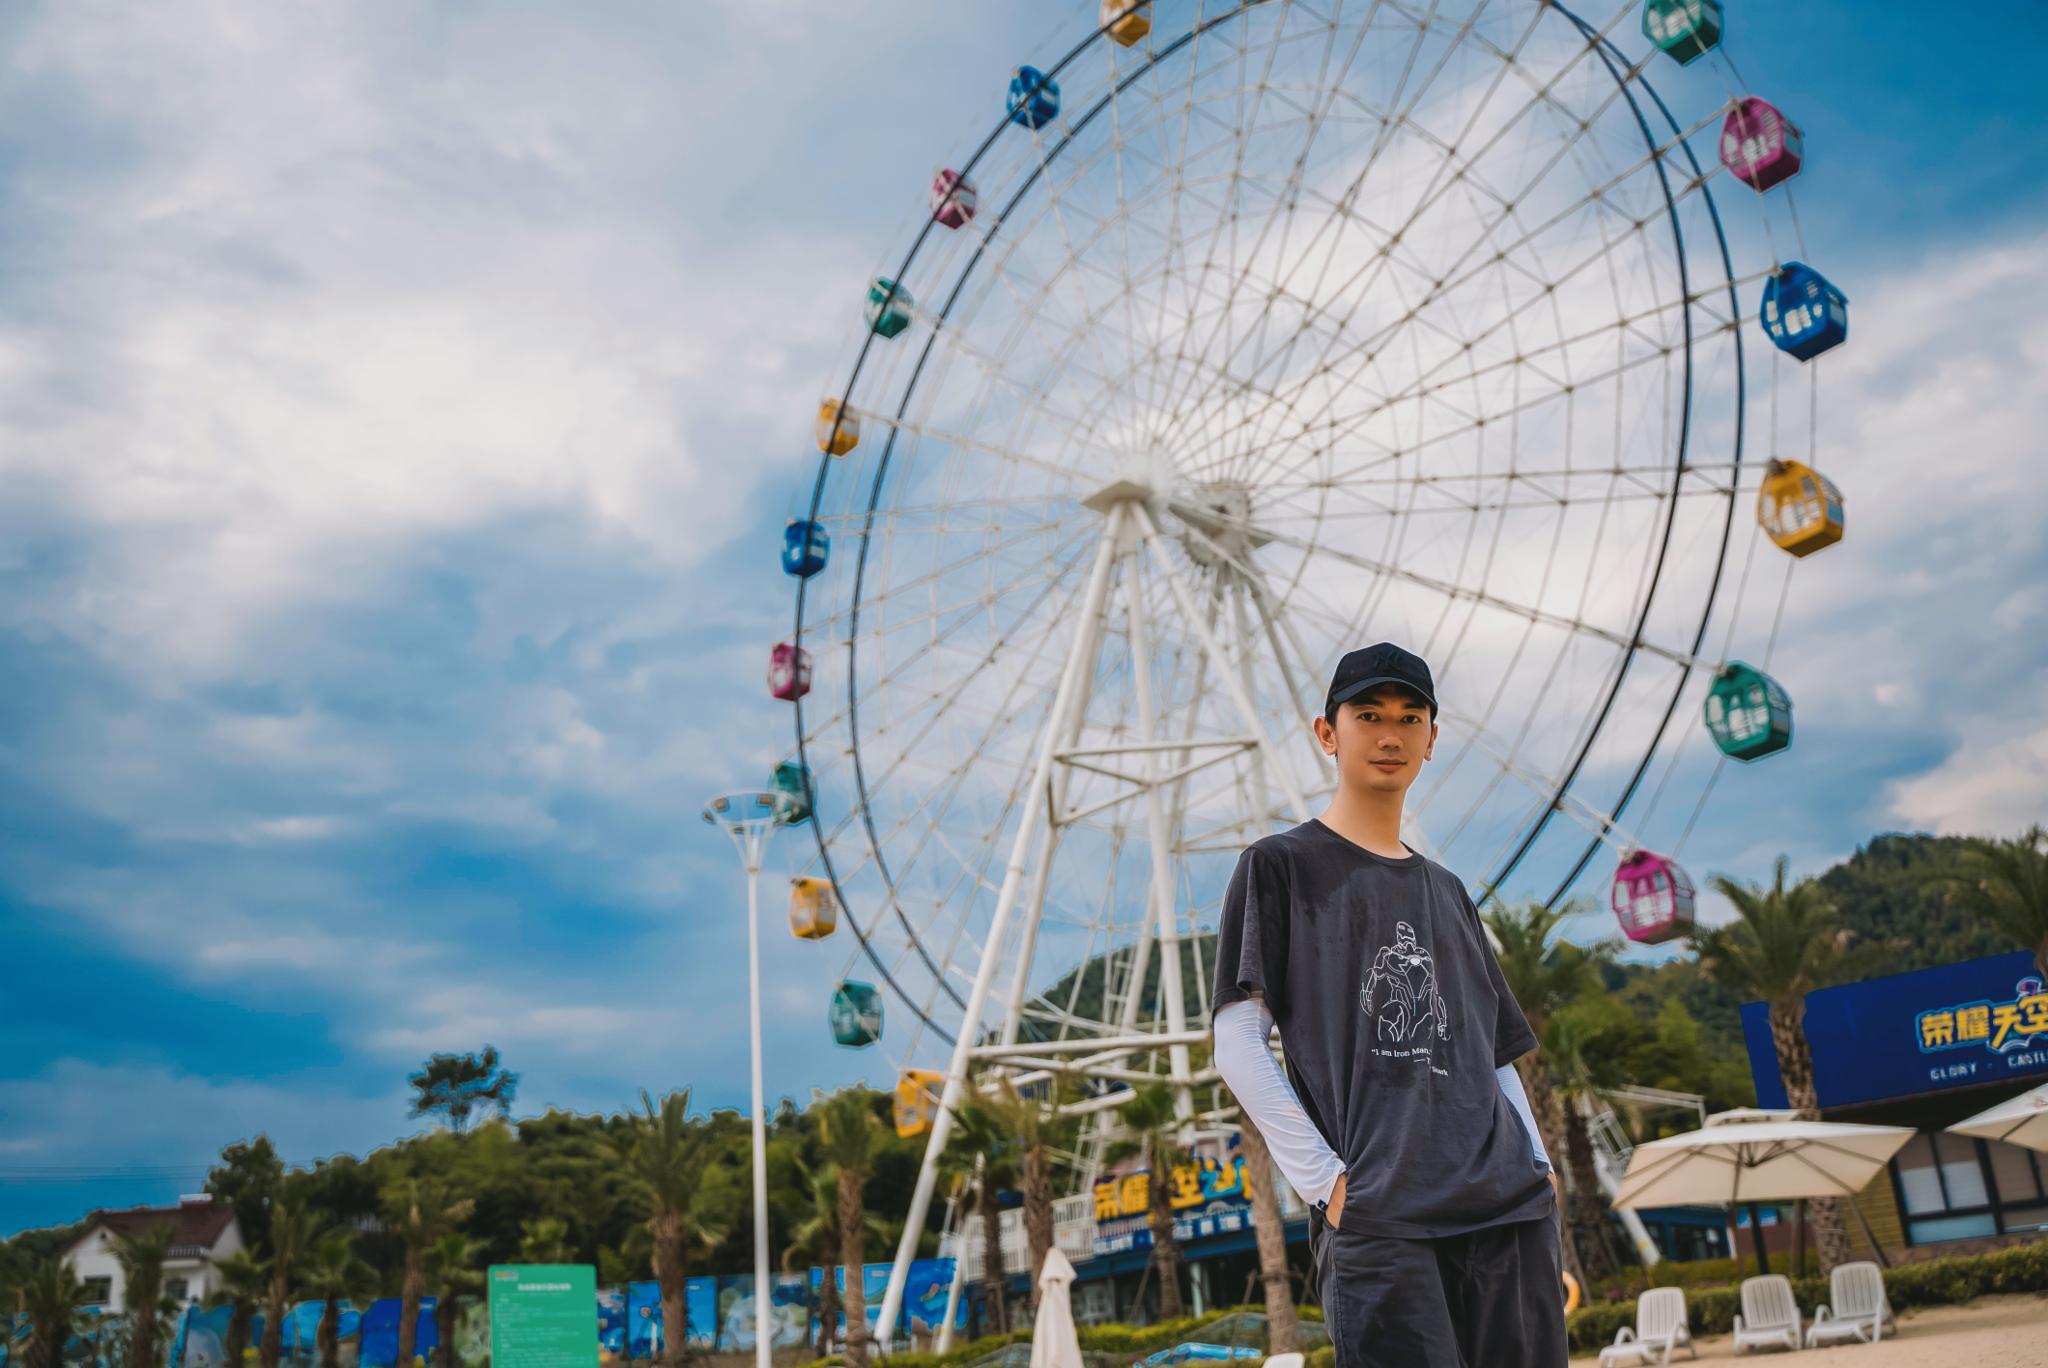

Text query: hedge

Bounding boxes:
[1591,1251,1821,1301]
[1566,1240,2048,1354]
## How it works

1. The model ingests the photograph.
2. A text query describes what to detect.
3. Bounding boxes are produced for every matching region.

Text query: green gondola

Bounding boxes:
[771,760,813,826]
[829,981,882,1048]
[1704,661,1792,761]
[1642,0,1722,66]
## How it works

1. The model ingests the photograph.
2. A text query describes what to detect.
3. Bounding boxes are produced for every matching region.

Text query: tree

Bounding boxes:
[816,1089,884,1368]
[1111,1084,1187,1322]
[261,1190,325,1368]
[1544,1008,1630,1282]
[939,1101,1016,1337]
[16,1258,90,1368]
[1485,898,1610,1285]
[300,1234,374,1368]
[1936,825,2048,973]
[518,1219,572,1265]
[971,1078,1075,1308]
[408,1047,519,1133]
[205,1249,268,1368]
[382,1179,476,1368]
[1692,854,1854,1271]
[1233,1113,1299,1354]
[208,1137,287,1259]
[425,1233,485,1368]
[611,1090,731,1366]
[114,1224,179,1368]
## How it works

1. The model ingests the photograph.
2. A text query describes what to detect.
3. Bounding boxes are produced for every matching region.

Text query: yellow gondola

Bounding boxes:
[1757,457,1844,557]
[816,398,860,456]
[1101,0,1151,46]
[893,1068,946,1138]
[788,876,837,940]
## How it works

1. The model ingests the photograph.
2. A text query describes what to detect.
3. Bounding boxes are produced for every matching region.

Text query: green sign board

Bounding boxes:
[488,1265,598,1368]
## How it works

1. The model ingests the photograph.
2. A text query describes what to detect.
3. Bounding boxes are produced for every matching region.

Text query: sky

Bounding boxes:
[2,1,2044,1236]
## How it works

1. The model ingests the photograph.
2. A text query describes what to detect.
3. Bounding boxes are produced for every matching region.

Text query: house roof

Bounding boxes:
[70,1199,238,1259]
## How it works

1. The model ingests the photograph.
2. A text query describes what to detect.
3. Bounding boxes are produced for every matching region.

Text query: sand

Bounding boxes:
[1571,1293,2048,1365]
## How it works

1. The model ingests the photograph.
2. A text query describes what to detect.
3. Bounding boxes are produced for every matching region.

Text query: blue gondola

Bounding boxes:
[1760,262,1848,361]
[782,519,830,579]
[1007,66,1060,130]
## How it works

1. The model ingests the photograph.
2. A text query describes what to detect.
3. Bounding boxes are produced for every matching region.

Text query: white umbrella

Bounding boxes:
[1948,1081,2048,1153]
[1612,1108,1915,1211]
[1028,1247,1084,1368]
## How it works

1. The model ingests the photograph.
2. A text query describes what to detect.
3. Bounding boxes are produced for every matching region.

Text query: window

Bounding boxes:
[1889,1129,2048,1244]
[166,1278,190,1302]
[82,1277,112,1305]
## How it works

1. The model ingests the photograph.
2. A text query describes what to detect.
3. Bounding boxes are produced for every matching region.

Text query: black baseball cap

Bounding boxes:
[1325,642,1437,717]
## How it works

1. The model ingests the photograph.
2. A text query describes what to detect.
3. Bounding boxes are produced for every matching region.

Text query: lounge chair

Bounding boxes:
[1732,1274,1802,1353]
[1261,1356,1304,1368]
[1598,1286,1697,1366]
[1806,1261,1897,1346]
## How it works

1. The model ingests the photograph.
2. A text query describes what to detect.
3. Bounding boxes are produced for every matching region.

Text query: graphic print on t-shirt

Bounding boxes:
[1359,921,1450,1070]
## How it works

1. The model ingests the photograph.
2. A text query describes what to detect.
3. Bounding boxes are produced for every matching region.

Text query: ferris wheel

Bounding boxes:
[764,0,1849,1329]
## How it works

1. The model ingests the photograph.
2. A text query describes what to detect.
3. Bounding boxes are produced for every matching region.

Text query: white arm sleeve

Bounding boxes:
[1212,996,1347,1206]
[1496,1062,1552,1170]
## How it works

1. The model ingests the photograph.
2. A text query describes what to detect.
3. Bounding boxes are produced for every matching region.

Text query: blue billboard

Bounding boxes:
[1744,951,2048,1109]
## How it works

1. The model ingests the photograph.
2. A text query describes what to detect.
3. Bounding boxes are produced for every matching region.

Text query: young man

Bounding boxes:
[1211,642,1566,1367]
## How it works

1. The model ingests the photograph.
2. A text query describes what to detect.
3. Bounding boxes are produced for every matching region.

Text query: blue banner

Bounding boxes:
[357,1298,436,1368]
[807,1258,960,1342]
[595,1289,625,1362]
[1744,951,2048,1108]
[622,1283,662,1360]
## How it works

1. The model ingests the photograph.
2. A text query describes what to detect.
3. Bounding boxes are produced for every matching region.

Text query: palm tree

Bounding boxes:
[383,1179,476,1368]
[206,1249,267,1368]
[1232,1114,1299,1354]
[1485,898,1609,1286]
[1940,826,2048,973]
[300,1235,374,1368]
[517,1219,572,1265]
[971,1078,1076,1308]
[17,1258,90,1368]
[939,1100,1016,1336]
[1111,1083,1187,1323]
[261,1193,324,1368]
[424,1233,485,1368]
[782,1167,842,1356]
[1544,1012,1627,1283]
[815,1089,884,1368]
[115,1224,178,1368]
[1691,854,1853,1271]
[611,1089,730,1365]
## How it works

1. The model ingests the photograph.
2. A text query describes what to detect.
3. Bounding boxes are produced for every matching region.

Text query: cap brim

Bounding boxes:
[1328,675,1436,711]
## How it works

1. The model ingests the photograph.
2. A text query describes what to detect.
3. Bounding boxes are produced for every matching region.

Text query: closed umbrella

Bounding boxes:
[1948,1081,2048,1153]
[1028,1247,1084,1368]
[1611,1108,1914,1270]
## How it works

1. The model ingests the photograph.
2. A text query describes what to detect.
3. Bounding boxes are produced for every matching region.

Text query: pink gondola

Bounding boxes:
[931,169,977,229]
[1610,848,1697,945]
[1719,97,1804,192]
[768,641,812,702]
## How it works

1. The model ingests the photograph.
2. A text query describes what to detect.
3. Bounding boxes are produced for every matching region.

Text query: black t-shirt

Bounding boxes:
[1211,818,1551,1239]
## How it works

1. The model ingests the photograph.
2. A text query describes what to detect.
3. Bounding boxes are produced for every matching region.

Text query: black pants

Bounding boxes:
[1312,1205,1567,1367]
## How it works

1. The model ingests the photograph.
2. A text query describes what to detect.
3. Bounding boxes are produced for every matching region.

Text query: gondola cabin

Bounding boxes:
[1720,97,1803,191]
[1704,661,1793,761]
[1756,458,1844,557]
[816,399,860,456]
[1760,263,1847,361]
[1641,0,1722,65]
[1611,849,1697,945]
[771,759,813,826]
[788,876,836,939]
[894,1068,947,1138]
[1007,66,1060,130]
[1102,0,1151,46]
[768,641,812,701]
[931,170,977,229]
[829,981,883,1048]
[865,277,914,339]
[782,520,829,579]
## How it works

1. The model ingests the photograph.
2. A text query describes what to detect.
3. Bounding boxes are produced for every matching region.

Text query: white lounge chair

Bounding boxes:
[1599,1286,1697,1366]
[1732,1274,1802,1353]
[1261,1355,1305,1368]
[1806,1261,1897,1346]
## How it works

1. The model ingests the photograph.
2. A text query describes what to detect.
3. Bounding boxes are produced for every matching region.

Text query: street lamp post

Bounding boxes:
[703,790,789,1368]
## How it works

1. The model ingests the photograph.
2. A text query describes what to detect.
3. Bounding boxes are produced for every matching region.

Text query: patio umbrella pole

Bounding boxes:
[1846,1195,1890,1268]
[1745,1202,1769,1276]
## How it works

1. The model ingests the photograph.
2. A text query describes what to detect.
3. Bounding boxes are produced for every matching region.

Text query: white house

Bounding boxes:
[63,1196,246,1314]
